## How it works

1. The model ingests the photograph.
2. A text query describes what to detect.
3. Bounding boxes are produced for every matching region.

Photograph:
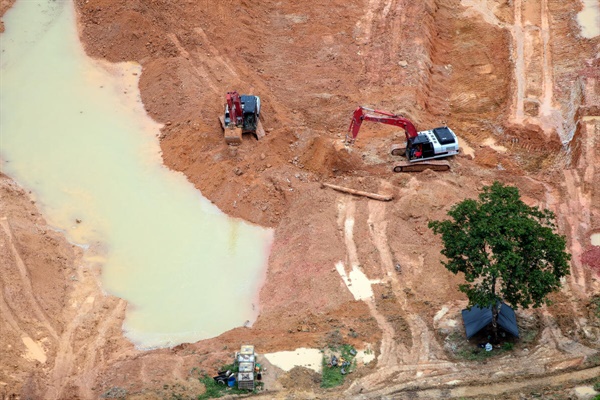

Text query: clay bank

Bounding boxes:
[0,0,272,349]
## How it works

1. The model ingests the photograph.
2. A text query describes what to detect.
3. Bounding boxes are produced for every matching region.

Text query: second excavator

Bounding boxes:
[346,106,459,172]
[219,91,265,145]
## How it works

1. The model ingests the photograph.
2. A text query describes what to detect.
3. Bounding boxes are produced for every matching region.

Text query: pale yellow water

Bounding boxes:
[1,0,272,349]
[592,233,600,246]
[263,348,323,373]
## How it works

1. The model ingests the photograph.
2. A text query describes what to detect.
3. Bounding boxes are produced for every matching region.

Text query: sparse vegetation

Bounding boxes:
[100,387,127,399]
[321,344,357,388]
[502,342,514,351]
[321,360,345,389]
[521,327,538,344]
[198,375,226,400]
[197,374,250,400]
[324,329,344,348]
[591,296,600,319]
[457,348,497,361]
[442,326,518,361]
[585,354,600,367]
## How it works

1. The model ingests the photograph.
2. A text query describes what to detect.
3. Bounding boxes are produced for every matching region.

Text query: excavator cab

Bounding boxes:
[407,135,434,161]
[240,95,260,133]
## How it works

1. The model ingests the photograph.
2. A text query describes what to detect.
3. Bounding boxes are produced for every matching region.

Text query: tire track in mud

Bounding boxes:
[354,0,404,85]
[0,218,59,341]
[45,258,126,399]
[560,170,590,291]
[464,0,566,141]
[336,191,455,392]
[367,199,444,365]
[553,118,600,298]
[46,297,95,399]
[76,298,128,400]
[387,365,600,399]
[337,198,400,369]
[0,276,48,363]
[512,0,526,123]
[360,196,454,390]
[511,0,564,139]
[539,0,554,115]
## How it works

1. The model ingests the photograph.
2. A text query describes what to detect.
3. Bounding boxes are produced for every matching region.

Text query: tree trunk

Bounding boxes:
[491,278,499,343]
[491,303,499,343]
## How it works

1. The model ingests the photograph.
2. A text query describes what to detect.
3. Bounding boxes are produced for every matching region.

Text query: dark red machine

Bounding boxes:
[345,106,460,172]
[219,91,264,145]
[347,106,419,143]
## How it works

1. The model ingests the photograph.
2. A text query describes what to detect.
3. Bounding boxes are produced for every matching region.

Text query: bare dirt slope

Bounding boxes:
[1,0,600,398]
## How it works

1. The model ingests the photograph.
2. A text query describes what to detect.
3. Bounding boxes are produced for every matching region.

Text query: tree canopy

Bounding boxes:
[428,181,571,313]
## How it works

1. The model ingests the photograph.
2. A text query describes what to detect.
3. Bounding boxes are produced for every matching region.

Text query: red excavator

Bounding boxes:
[346,106,459,172]
[219,91,265,145]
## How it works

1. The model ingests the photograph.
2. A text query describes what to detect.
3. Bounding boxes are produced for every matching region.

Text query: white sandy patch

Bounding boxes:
[582,116,600,121]
[591,233,600,246]
[263,348,322,373]
[577,0,600,38]
[458,138,475,158]
[335,261,380,301]
[22,336,46,363]
[434,306,449,322]
[483,137,508,153]
[355,348,376,365]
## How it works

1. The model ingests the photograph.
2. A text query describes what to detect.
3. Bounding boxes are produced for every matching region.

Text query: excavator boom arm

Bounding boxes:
[226,91,243,127]
[346,106,418,144]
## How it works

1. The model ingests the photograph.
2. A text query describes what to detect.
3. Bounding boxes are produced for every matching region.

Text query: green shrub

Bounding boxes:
[502,342,514,351]
[198,375,225,400]
[457,348,496,361]
[197,374,248,400]
[321,359,345,389]
[320,345,357,388]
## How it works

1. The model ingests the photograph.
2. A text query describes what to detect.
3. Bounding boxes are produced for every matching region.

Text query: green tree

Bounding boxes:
[428,181,571,341]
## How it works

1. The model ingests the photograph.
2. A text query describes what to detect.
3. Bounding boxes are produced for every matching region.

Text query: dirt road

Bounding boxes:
[1,0,599,398]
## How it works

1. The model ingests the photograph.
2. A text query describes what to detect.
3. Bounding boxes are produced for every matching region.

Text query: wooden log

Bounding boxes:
[321,182,394,201]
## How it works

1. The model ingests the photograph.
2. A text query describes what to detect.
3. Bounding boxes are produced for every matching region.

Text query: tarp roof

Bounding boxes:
[461,302,519,339]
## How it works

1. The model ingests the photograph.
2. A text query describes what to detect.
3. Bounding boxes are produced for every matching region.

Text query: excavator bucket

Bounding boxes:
[219,115,243,146]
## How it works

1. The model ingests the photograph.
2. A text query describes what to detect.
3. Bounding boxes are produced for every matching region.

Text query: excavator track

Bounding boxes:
[393,160,451,173]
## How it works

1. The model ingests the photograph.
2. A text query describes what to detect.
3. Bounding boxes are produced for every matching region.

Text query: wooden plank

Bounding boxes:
[321,182,394,201]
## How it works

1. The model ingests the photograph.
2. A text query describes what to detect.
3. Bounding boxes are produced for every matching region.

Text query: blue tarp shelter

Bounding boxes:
[461,302,519,338]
